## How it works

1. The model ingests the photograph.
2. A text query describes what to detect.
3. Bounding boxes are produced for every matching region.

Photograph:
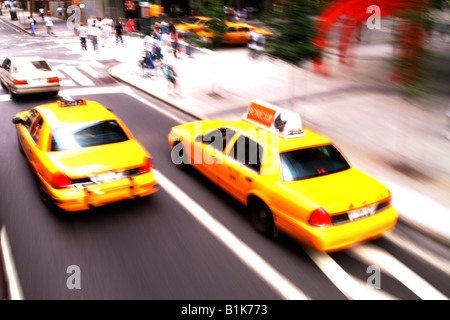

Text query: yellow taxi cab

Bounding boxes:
[176,16,272,45]
[168,100,398,252]
[12,99,159,212]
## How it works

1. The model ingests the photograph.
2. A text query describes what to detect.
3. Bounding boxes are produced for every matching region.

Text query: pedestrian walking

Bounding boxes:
[77,22,88,50]
[169,24,179,58]
[247,30,258,59]
[29,16,35,36]
[115,20,124,46]
[102,16,113,47]
[143,32,155,69]
[161,59,179,94]
[45,16,54,35]
[88,24,102,51]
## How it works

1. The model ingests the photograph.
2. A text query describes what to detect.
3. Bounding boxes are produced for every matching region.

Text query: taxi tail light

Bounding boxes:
[309,208,332,227]
[13,80,28,85]
[139,157,154,173]
[47,77,60,83]
[51,172,73,189]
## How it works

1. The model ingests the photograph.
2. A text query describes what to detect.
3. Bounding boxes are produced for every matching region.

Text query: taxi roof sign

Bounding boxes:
[243,100,305,139]
[57,99,87,108]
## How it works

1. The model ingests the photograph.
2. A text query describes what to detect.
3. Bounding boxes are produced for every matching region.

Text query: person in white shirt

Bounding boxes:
[143,32,155,68]
[77,22,88,50]
[45,16,54,35]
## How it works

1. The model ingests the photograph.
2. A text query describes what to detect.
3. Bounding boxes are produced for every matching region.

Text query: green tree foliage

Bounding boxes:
[191,0,228,48]
[264,0,319,67]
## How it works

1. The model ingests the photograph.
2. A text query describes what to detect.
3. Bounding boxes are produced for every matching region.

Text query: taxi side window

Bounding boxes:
[229,135,264,173]
[30,116,43,144]
[24,110,38,131]
[201,128,236,152]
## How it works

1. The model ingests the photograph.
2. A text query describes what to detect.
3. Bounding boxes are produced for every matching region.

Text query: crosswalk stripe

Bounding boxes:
[348,243,448,300]
[384,232,450,277]
[304,247,396,300]
[63,65,95,86]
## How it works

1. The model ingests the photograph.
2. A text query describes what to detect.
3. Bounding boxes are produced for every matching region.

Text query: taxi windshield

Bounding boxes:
[280,145,350,181]
[51,120,129,151]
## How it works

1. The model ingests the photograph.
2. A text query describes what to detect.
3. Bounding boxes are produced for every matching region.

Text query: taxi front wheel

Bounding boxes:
[249,199,275,238]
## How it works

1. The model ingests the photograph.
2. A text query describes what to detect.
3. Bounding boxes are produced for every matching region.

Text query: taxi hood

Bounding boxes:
[48,140,149,178]
[282,168,390,214]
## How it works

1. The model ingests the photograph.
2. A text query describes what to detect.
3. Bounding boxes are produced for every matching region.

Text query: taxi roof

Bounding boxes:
[35,100,116,127]
[227,119,332,153]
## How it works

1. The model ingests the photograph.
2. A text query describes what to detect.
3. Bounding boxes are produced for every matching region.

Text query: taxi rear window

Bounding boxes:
[280,145,350,181]
[16,60,52,73]
[51,120,129,151]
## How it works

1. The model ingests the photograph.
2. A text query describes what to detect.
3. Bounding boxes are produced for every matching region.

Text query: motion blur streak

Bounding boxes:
[153,169,309,300]
[304,247,396,300]
[0,226,24,300]
[384,232,450,277]
[348,244,448,300]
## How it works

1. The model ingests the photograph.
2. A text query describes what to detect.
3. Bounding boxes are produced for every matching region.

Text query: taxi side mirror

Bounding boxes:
[12,116,25,125]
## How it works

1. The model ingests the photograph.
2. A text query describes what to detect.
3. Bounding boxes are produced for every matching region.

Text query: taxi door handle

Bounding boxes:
[245,176,253,183]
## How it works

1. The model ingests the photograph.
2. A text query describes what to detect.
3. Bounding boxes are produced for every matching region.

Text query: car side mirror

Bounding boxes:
[12,116,25,125]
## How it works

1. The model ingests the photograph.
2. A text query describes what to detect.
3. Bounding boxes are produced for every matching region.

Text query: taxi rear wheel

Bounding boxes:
[249,198,275,238]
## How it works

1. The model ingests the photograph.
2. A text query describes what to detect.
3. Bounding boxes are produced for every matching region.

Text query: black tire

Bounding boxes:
[49,91,59,97]
[9,87,17,100]
[249,198,275,238]
[171,141,189,171]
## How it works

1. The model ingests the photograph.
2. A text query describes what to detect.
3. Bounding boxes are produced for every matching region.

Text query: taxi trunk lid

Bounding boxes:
[284,168,390,215]
[48,140,148,179]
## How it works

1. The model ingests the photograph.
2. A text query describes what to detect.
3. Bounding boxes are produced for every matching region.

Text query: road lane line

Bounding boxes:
[348,243,448,300]
[304,247,396,300]
[153,169,309,300]
[0,226,24,300]
[384,232,450,277]
[125,91,187,125]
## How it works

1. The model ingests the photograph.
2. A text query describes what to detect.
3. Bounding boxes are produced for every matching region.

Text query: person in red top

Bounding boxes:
[126,18,136,34]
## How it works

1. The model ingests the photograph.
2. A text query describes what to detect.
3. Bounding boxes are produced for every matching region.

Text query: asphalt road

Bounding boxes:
[0,23,449,302]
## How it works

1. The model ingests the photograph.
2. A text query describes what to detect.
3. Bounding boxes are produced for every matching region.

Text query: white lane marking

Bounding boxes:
[304,247,396,300]
[63,66,95,86]
[384,232,450,277]
[348,243,449,300]
[0,226,25,300]
[153,169,309,300]
[59,80,77,87]
[0,94,11,102]
[125,90,186,125]
[59,86,126,97]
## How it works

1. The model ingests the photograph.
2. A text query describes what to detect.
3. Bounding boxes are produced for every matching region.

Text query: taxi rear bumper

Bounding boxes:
[43,171,158,212]
[276,206,398,252]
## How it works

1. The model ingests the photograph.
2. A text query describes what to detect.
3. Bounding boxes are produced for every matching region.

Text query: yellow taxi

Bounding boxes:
[168,100,398,252]
[12,99,159,212]
[176,16,272,45]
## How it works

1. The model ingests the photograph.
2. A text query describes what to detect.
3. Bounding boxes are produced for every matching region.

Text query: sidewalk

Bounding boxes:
[1,10,449,245]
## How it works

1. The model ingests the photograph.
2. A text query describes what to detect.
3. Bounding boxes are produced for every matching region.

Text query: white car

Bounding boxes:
[0,56,60,99]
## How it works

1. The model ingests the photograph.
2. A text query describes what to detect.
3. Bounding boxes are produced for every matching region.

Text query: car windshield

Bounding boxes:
[16,60,52,73]
[280,145,350,181]
[51,120,129,151]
